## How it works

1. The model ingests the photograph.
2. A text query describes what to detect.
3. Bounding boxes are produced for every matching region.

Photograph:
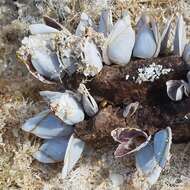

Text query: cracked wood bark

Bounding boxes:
[65,55,190,146]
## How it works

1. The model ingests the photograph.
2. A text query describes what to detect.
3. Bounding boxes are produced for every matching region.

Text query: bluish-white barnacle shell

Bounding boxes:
[75,12,95,37]
[31,49,62,80]
[78,83,98,116]
[160,17,172,54]
[22,110,74,139]
[103,13,135,65]
[82,93,98,117]
[174,15,186,56]
[62,134,85,178]
[98,9,113,37]
[123,102,139,118]
[135,142,162,186]
[40,91,85,125]
[154,127,172,168]
[166,80,185,101]
[29,24,59,34]
[183,43,190,66]
[20,33,64,83]
[133,26,157,59]
[82,39,103,77]
[33,137,69,163]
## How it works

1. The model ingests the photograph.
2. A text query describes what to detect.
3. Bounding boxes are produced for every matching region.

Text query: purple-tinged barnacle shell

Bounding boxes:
[22,110,74,139]
[62,134,85,178]
[40,91,85,125]
[33,137,69,163]
[154,127,172,168]
[103,13,135,65]
[174,15,186,56]
[111,128,151,157]
[98,9,113,37]
[123,102,139,118]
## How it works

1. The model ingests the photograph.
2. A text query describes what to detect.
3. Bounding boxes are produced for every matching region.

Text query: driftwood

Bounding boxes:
[65,55,190,146]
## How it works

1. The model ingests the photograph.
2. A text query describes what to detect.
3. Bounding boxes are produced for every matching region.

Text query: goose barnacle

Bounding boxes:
[81,38,103,77]
[183,43,190,66]
[17,20,68,83]
[111,128,151,157]
[98,9,113,37]
[123,102,139,118]
[174,15,186,56]
[75,12,95,37]
[166,71,190,101]
[135,127,172,187]
[62,134,85,178]
[40,91,85,125]
[78,83,99,117]
[103,12,135,65]
[133,14,172,58]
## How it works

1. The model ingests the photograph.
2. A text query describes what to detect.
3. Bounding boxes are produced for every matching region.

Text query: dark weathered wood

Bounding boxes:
[66,55,190,146]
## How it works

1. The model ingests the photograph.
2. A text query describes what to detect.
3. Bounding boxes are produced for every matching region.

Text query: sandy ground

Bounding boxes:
[0,0,190,189]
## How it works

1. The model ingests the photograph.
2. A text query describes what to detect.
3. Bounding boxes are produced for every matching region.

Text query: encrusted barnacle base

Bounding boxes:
[63,55,190,146]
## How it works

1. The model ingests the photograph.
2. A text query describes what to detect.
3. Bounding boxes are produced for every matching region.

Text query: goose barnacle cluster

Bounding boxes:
[17,9,190,188]
[22,86,97,177]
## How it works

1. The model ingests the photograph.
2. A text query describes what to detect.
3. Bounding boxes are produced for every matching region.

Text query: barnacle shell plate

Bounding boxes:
[33,137,69,163]
[22,110,74,139]
[62,134,85,178]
